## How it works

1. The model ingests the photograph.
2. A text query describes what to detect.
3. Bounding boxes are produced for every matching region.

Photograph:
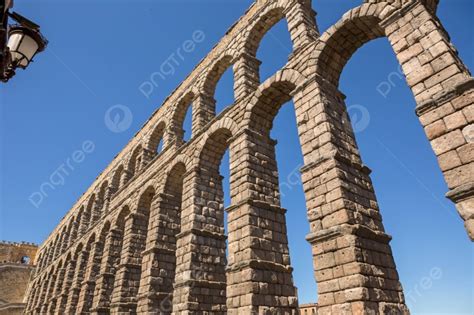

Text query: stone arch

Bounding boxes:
[69,215,79,247]
[112,204,131,229]
[136,161,187,312]
[310,2,396,86]
[76,206,86,237]
[111,164,125,194]
[244,6,285,57]
[243,0,317,56]
[127,144,143,178]
[169,90,196,145]
[147,120,167,155]
[46,259,64,313]
[97,180,109,214]
[85,194,96,229]
[243,68,307,134]
[309,1,474,240]
[110,186,155,313]
[201,55,235,97]
[57,226,67,256]
[51,234,60,260]
[90,206,130,313]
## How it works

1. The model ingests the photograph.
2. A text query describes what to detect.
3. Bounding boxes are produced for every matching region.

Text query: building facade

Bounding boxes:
[299,303,317,315]
[25,0,473,314]
[0,241,37,315]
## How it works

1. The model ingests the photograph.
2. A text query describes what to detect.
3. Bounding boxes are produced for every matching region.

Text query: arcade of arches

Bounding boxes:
[25,0,473,314]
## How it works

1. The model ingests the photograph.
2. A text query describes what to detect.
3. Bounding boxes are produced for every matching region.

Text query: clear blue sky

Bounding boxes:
[1,0,473,313]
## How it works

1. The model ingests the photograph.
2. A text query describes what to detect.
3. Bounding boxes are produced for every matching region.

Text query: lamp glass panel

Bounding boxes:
[7,32,40,67]
[18,35,39,66]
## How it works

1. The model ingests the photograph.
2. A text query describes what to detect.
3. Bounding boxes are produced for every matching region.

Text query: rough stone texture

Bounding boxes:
[0,242,38,315]
[24,0,473,314]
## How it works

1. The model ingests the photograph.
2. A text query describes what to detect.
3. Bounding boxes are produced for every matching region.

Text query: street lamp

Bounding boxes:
[1,2,48,82]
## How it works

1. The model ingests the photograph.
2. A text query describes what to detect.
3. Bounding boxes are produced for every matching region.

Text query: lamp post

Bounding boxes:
[1,0,48,82]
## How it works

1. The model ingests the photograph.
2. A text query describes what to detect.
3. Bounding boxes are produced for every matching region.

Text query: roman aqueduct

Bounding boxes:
[24,0,473,313]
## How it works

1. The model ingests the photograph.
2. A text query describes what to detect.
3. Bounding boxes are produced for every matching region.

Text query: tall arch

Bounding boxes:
[110,187,155,313]
[196,55,235,125]
[111,164,125,195]
[77,221,110,313]
[138,162,187,313]
[171,124,236,313]
[128,144,143,179]
[97,180,109,216]
[65,235,95,313]
[169,91,196,146]
[146,121,167,159]
[90,206,130,313]
[310,1,474,240]
[86,194,97,227]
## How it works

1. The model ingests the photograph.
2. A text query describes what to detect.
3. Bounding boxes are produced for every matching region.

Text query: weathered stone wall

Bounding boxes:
[0,241,37,264]
[24,0,473,314]
[0,242,37,315]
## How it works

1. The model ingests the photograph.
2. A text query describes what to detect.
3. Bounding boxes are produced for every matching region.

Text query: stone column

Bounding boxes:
[172,168,227,313]
[193,92,216,134]
[46,266,66,314]
[55,258,77,314]
[233,52,261,102]
[137,193,181,314]
[65,250,90,314]
[25,279,41,314]
[90,196,102,226]
[285,0,319,52]
[381,1,474,240]
[141,148,157,166]
[42,272,56,314]
[70,221,79,247]
[34,273,51,314]
[295,77,408,314]
[90,228,124,314]
[226,128,299,314]
[110,212,150,313]
[120,169,132,188]
[77,239,105,313]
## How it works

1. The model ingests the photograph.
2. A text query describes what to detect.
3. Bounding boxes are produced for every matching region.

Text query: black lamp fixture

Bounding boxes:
[1,0,48,82]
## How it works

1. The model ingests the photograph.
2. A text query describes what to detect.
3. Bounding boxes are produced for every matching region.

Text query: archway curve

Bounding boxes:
[85,193,96,228]
[195,117,238,162]
[111,164,125,194]
[243,67,307,133]
[308,2,396,87]
[200,54,235,98]
[127,144,143,177]
[169,90,197,143]
[157,155,190,190]
[112,205,131,229]
[242,0,304,57]
[146,120,167,153]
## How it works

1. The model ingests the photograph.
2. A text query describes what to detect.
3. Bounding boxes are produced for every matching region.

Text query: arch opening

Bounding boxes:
[149,121,166,155]
[172,92,195,144]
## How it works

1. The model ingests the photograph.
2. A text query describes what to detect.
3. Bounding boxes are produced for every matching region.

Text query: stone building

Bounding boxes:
[299,303,318,315]
[0,241,38,315]
[24,0,473,314]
